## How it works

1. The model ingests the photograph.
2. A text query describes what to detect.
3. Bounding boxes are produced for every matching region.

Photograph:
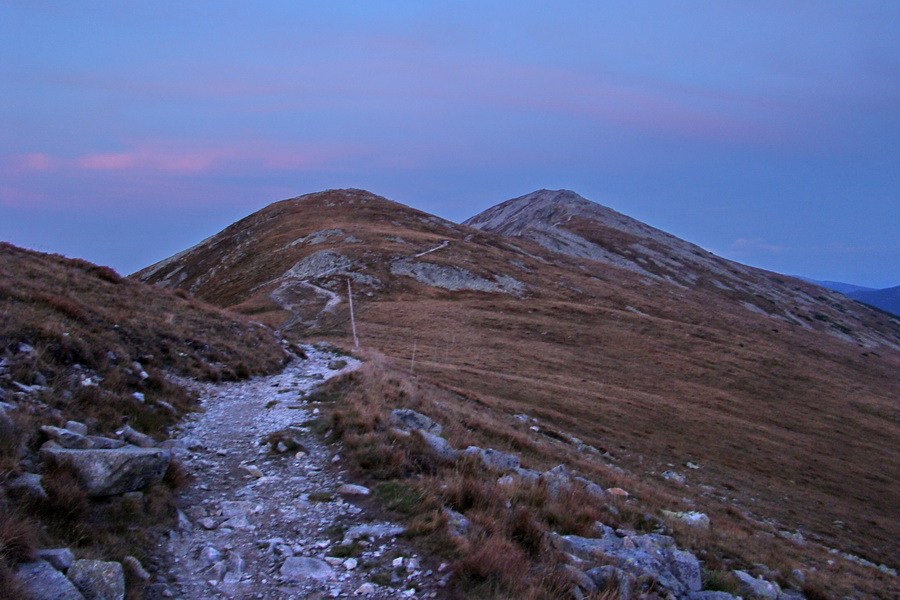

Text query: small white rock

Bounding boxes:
[344,558,358,570]
[392,557,404,568]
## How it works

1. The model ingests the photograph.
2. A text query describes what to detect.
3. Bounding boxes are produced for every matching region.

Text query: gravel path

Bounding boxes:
[144,345,447,600]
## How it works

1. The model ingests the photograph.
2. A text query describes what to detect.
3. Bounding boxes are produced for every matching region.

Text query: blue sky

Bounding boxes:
[2,1,898,287]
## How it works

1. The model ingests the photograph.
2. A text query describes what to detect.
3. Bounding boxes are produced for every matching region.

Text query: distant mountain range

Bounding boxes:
[800,278,900,317]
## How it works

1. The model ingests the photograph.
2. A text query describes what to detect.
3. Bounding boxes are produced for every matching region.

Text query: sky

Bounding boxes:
[1,1,898,287]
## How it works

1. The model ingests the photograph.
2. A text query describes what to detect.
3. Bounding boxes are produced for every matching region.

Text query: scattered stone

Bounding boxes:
[392,557,405,568]
[85,436,127,450]
[662,470,686,484]
[344,558,358,570]
[444,508,471,537]
[68,559,126,600]
[119,425,156,448]
[463,446,520,471]
[65,421,88,436]
[199,546,222,568]
[158,437,204,452]
[337,483,371,496]
[198,517,217,530]
[242,464,264,478]
[355,582,376,595]
[344,523,406,541]
[733,570,780,600]
[38,548,76,571]
[541,464,573,495]
[607,487,629,497]
[41,447,171,497]
[418,430,458,460]
[41,425,94,449]
[390,409,443,436]
[16,559,85,600]
[7,472,48,500]
[662,510,711,529]
[685,461,701,469]
[280,557,335,582]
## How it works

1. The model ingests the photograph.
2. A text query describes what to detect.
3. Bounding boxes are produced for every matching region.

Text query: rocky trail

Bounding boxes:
[144,345,447,600]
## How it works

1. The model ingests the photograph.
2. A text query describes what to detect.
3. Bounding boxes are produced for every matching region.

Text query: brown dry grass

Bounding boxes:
[133,189,900,598]
[314,355,898,599]
[0,242,289,595]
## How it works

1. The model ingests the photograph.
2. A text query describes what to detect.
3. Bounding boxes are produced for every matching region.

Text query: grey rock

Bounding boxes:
[585,565,634,600]
[7,472,48,500]
[41,426,94,449]
[662,510,711,530]
[560,564,596,600]
[419,431,458,460]
[222,552,244,584]
[199,546,222,568]
[390,409,443,435]
[464,446,520,471]
[158,437,204,452]
[67,559,125,600]
[554,525,701,597]
[733,570,780,600]
[444,508,471,536]
[344,523,406,541]
[221,500,255,517]
[778,591,806,600]
[583,481,607,500]
[85,436,127,450]
[198,517,217,530]
[663,470,686,484]
[38,548,76,571]
[16,559,85,600]
[689,592,740,600]
[337,483,371,496]
[119,425,156,448]
[280,556,334,582]
[42,447,171,497]
[513,467,542,483]
[669,549,703,592]
[541,464,573,495]
[65,421,88,436]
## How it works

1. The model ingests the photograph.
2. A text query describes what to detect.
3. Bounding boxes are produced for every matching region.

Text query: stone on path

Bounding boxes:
[280,556,335,582]
[337,483,371,496]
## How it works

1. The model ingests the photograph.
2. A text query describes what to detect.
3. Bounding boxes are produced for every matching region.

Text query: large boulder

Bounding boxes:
[553,524,702,598]
[16,559,85,600]
[42,447,171,497]
[67,559,125,600]
[389,409,443,436]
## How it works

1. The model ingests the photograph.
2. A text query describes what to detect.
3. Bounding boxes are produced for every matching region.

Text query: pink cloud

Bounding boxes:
[4,153,56,173]
[2,140,371,180]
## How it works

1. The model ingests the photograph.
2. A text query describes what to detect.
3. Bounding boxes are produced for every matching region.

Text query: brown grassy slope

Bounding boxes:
[0,242,288,596]
[133,189,900,571]
[315,356,898,600]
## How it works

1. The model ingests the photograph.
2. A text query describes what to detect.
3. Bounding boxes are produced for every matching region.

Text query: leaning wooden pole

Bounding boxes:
[347,279,359,349]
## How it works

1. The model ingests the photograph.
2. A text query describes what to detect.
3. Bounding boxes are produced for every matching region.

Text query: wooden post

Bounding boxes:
[347,279,359,349]
[411,339,417,373]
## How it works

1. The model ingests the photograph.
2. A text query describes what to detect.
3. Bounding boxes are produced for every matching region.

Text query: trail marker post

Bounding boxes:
[347,280,359,349]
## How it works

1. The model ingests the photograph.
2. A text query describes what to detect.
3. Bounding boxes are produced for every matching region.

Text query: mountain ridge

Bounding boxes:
[133,188,900,588]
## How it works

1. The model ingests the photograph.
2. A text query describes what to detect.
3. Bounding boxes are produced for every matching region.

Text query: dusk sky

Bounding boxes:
[2,2,898,287]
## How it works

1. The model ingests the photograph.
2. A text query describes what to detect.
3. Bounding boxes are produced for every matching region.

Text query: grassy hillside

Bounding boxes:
[0,242,288,597]
[133,189,900,598]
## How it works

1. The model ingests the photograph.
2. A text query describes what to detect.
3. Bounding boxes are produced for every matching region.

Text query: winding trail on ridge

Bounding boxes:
[145,345,445,600]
